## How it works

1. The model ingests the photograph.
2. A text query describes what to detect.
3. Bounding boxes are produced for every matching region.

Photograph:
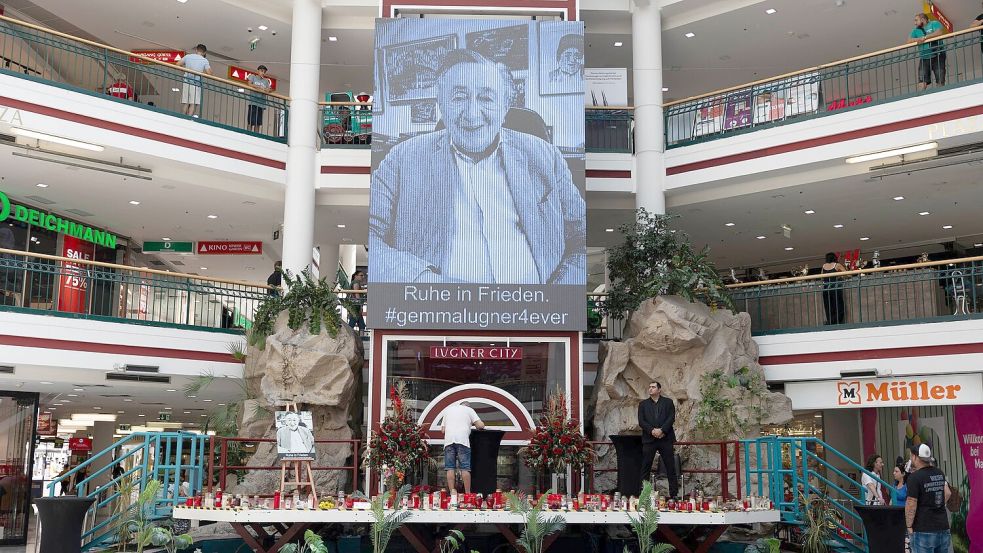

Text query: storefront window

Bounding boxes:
[0,392,38,545]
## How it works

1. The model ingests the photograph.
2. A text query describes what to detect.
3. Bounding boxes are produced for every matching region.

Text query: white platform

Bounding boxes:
[173,506,779,525]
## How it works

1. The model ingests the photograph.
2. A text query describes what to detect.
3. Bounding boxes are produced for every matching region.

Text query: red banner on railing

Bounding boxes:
[57,235,94,314]
[227,66,278,92]
[128,50,185,64]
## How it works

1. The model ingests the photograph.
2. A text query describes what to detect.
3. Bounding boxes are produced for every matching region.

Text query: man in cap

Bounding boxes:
[906,444,951,553]
[548,33,584,86]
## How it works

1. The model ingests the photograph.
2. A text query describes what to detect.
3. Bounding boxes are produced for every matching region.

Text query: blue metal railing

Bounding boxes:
[0,14,288,140]
[728,257,983,335]
[48,431,208,551]
[666,27,983,148]
[743,436,898,553]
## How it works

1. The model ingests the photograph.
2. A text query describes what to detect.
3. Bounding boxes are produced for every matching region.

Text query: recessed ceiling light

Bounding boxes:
[93,406,102,410]
[200,267,208,270]
[184,411,191,414]
[188,395,197,398]
[756,235,767,240]
[11,128,105,152]
[724,222,736,227]
[784,247,794,251]
[176,0,188,3]
[661,87,669,92]
[67,394,78,397]
[73,388,84,391]
[685,32,696,38]
[765,8,777,14]
[613,41,623,47]
[123,398,133,402]
[138,414,146,417]
[833,224,844,228]
[328,36,338,42]
[60,399,71,403]
[919,211,930,216]
[47,407,55,411]
[201,414,208,417]
[846,142,938,164]
[605,228,614,232]
[164,407,173,410]
[860,237,870,241]
[203,399,213,402]
[893,196,904,201]
[171,88,180,92]
[258,25,268,31]
[162,238,171,241]
[36,183,48,188]
[943,225,953,229]
[218,403,226,406]
[166,389,177,392]
[337,224,346,228]
[53,403,63,406]
[117,410,125,414]
[40,381,53,384]
[804,210,815,214]
[975,243,983,247]
[207,214,218,219]
[129,200,140,205]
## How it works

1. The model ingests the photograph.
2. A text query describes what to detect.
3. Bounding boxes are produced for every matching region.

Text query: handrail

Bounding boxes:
[725,254,983,289]
[0,14,290,102]
[316,101,635,111]
[0,247,271,289]
[664,25,983,108]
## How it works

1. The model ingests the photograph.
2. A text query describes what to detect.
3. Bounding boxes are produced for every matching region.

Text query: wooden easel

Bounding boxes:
[279,403,318,504]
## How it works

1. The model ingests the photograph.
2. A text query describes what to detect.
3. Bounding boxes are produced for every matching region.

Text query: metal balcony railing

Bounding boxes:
[0,247,270,331]
[319,102,634,153]
[665,27,983,148]
[727,256,983,335]
[0,14,289,140]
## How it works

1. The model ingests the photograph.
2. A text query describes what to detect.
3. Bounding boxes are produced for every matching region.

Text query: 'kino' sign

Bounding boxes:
[0,190,118,248]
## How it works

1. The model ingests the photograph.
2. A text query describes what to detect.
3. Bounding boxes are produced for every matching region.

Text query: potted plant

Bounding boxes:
[365,384,433,494]
[114,479,194,553]
[625,481,674,553]
[368,485,412,553]
[504,490,565,553]
[281,529,330,553]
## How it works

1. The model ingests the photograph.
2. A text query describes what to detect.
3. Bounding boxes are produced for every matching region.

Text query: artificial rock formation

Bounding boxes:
[589,295,792,495]
[233,311,363,495]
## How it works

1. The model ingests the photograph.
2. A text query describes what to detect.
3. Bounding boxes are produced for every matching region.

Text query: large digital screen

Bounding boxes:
[368,18,586,331]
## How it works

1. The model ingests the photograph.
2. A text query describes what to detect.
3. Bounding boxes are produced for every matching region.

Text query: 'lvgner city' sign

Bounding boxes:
[0,190,118,249]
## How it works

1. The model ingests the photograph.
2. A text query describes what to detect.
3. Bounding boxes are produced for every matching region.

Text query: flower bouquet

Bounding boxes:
[366,384,433,497]
[520,390,594,477]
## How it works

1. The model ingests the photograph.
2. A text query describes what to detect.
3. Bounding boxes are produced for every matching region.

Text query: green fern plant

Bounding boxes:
[440,529,479,553]
[625,481,674,553]
[369,484,412,553]
[505,489,565,553]
[281,529,330,553]
[248,268,347,351]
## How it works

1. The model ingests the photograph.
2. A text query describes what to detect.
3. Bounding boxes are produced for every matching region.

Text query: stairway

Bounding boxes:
[742,436,899,553]
[47,431,208,551]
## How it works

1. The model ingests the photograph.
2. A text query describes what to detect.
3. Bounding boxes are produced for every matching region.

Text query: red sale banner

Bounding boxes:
[69,438,92,452]
[58,235,94,313]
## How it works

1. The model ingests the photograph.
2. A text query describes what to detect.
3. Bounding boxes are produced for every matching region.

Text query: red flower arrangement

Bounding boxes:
[521,390,594,474]
[366,384,433,491]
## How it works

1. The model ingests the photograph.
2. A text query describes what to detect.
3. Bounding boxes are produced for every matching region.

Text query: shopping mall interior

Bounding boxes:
[0,0,981,551]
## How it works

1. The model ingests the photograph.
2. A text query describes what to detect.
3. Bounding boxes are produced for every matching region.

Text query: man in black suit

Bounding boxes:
[638,381,679,498]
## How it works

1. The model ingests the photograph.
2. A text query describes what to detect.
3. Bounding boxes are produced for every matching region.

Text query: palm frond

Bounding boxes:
[183,372,216,396]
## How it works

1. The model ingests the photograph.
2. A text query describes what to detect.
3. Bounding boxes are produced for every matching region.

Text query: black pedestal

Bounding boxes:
[856,505,905,553]
[34,496,95,553]
[610,434,643,497]
[469,429,505,495]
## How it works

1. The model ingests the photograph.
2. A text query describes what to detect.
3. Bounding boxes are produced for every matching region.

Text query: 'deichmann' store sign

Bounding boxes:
[0,190,118,248]
[785,373,983,410]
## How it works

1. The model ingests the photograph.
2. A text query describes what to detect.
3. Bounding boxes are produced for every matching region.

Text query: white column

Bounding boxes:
[339,244,358,283]
[280,0,322,276]
[90,421,115,492]
[319,244,340,285]
[632,0,666,214]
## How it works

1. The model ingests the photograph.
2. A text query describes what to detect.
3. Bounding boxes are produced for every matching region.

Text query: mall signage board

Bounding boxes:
[430,346,523,360]
[0,190,117,248]
[784,373,983,410]
[69,437,93,452]
[227,66,278,92]
[143,241,193,253]
[129,50,185,64]
[197,241,263,255]
[367,18,587,331]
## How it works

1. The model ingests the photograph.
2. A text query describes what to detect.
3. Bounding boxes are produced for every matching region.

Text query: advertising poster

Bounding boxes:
[37,413,56,436]
[693,99,725,137]
[584,68,627,107]
[368,18,587,331]
[955,405,981,553]
[58,235,94,314]
[276,411,316,461]
[723,90,752,131]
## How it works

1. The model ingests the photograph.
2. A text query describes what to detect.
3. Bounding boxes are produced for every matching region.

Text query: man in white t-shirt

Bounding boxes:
[440,401,484,493]
[176,44,213,117]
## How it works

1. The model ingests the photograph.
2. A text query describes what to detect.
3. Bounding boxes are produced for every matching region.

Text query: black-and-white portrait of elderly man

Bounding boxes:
[369,49,586,285]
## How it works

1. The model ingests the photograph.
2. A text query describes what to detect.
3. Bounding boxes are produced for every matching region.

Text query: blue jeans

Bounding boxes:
[444,444,471,471]
[910,530,951,553]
